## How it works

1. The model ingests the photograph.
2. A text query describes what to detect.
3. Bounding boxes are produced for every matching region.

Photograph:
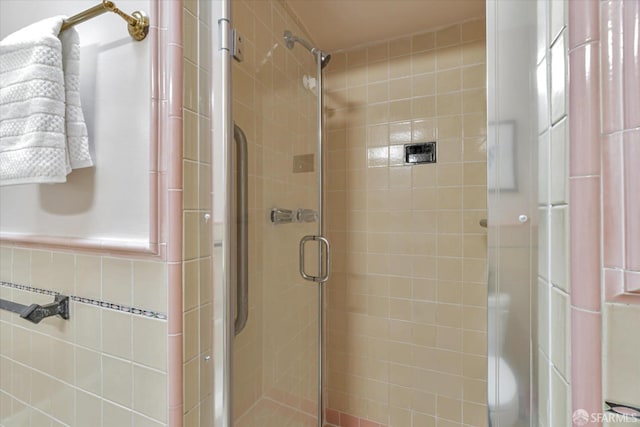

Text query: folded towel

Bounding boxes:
[0,16,93,186]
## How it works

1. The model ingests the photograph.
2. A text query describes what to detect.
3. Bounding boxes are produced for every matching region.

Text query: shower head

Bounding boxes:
[284,30,331,69]
[320,53,332,69]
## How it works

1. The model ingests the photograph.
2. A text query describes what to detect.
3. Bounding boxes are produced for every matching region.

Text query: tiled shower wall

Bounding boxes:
[231,0,321,423]
[324,19,487,427]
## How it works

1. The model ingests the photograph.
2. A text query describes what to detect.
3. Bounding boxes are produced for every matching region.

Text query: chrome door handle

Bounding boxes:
[299,235,330,283]
[233,123,249,336]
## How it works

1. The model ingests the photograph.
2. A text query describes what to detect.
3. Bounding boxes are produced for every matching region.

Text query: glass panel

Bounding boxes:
[231,1,321,425]
[486,1,539,426]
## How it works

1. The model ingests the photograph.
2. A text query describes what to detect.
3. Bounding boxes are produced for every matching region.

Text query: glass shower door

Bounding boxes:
[229,3,323,425]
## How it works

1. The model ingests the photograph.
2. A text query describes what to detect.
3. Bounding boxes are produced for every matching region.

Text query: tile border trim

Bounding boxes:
[0,280,167,320]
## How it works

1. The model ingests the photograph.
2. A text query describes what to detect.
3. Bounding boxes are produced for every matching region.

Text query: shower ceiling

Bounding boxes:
[285,0,486,51]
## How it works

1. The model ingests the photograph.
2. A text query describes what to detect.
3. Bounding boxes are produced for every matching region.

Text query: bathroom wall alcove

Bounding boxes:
[0,0,175,258]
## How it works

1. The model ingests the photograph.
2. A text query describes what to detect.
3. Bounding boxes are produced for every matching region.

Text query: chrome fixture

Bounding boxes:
[270,208,295,224]
[283,30,332,69]
[270,207,319,224]
[233,124,249,336]
[299,235,330,283]
[297,208,318,223]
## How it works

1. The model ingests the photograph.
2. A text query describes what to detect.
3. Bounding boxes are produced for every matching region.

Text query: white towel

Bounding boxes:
[0,16,93,186]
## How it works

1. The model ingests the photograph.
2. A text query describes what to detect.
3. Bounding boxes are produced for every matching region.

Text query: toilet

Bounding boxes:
[488,293,519,426]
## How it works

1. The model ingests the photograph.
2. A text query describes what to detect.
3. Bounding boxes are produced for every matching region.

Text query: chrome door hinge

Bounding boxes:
[217,19,244,62]
[218,18,231,51]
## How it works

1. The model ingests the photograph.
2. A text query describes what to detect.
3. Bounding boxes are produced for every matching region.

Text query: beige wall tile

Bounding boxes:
[605,304,640,403]
[102,257,133,307]
[76,255,102,300]
[74,303,102,351]
[133,261,167,314]
[103,400,133,427]
[133,365,167,422]
[102,310,132,359]
[133,316,167,372]
[102,355,133,407]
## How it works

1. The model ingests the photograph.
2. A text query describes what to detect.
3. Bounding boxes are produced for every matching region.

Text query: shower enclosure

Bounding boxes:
[211,1,330,425]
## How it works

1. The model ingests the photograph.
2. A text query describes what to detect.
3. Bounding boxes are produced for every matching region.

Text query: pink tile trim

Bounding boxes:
[158,172,169,245]
[149,171,159,246]
[163,1,182,426]
[622,0,640,129]
[568,0,599,49]
[600,1,640,306]
[340,413,360,427]
[167,190,184,263]
[624,131,640,271]
[626,271,640,293]
[571,308,602,426]
[168,44,185,118]
[326,409,340,425]
[150,99,160,170]
[168,262,183,334]
[166,0,183,47]
[569,177,601,311]
[168,117,184,190]
[169,406,184,427]
[324,409,386,427]
[602,133,624,268]
[604,268,640,304]
[604,268,624,299]
[600,0,624,134]
[569,42,600,177]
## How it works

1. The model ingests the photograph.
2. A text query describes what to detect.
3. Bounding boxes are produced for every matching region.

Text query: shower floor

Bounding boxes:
[235,398,317,427]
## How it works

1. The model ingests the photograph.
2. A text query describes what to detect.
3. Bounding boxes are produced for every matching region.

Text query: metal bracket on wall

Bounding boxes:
[0,294,70,324]
[232,29,244,62]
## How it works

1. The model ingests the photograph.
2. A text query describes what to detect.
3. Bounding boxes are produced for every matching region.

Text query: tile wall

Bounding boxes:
[541,0,640,425]
[536,1,572,425]
[324,19,487,427]
[0,251,169,427]
[596,0,640,422]
[0,1,182,426]
[182,0,214,426]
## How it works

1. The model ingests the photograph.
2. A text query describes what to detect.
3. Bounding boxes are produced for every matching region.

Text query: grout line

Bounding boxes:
[0,280,167,320]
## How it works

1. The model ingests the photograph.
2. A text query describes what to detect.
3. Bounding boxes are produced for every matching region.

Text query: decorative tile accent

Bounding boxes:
[0,280,167,320]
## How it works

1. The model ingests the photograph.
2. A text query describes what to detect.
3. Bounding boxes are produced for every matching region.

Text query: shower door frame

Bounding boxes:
[211,1,234,426]
[210,1,328,426]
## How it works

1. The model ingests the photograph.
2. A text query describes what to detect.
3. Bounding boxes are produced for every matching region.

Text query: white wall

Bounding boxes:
[0,0,151,245]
